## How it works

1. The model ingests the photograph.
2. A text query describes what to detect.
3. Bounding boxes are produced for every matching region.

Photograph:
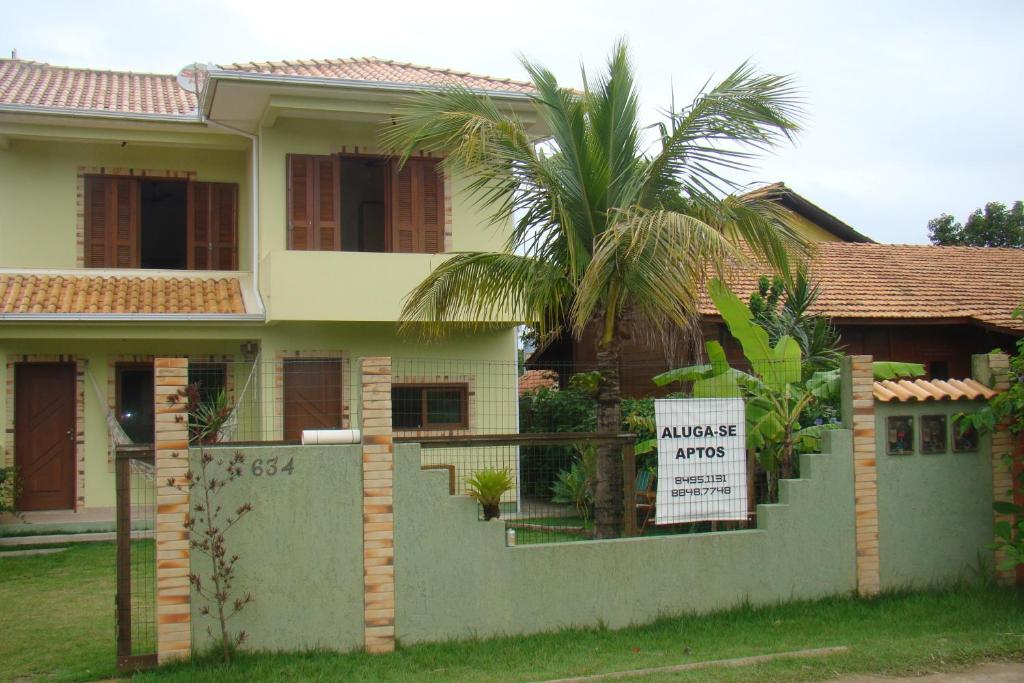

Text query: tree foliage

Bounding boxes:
[928,201,1024,248]
[383,41,807,537]
[748,269,843,375]
[955,308,1024,571]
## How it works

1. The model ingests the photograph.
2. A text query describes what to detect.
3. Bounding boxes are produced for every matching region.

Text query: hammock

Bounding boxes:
[88,356,260,473]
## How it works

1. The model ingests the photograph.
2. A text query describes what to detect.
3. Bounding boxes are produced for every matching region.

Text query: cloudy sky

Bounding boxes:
[3,0,1020,243]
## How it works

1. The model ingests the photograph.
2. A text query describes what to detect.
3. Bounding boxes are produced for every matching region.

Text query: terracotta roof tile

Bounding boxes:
[703,243,1024,333]
[0,56,533,116]
[519,369,559,395]
[222,57,535,94]
[0,274,247,315]
[872,377,998,402]
[0,59,197,116]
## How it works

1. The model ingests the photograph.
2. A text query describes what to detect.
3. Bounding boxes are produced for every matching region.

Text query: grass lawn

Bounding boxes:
[3,541,1024,682]
[0,543,118,683]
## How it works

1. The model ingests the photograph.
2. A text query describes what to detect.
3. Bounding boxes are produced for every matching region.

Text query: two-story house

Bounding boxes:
[0,57,534,514]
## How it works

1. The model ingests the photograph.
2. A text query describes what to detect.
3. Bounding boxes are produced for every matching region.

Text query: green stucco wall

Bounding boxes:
[188,444,365,653]
[0,324,515,509]
[256,117,512,322]
[875,400,995,589]
[184,433,857,653]
[0,137,250,270]
[394,431,858,642]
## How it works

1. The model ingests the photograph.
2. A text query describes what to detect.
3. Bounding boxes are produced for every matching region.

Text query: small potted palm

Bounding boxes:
[466,468,514,520]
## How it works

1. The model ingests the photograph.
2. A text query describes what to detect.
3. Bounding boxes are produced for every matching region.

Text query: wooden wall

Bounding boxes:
[531,321,1019,398]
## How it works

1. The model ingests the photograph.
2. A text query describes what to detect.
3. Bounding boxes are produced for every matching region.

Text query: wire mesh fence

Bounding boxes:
[114,446,156,669]
[185,355,361,444]
[388,355,830,544]
[141,354,834,546]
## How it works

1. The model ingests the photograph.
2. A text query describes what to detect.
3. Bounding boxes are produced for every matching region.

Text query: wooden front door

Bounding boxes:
[283,359,342,442]
[15,363,76,511]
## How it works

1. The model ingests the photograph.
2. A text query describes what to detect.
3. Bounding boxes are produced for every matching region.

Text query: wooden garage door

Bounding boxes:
[15,363,76,511]
[283,359,342,442]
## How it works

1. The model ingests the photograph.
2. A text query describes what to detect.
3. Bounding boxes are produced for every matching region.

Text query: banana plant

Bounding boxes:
[653,278,925,500]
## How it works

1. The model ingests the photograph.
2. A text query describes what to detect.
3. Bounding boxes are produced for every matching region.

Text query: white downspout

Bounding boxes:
[201,117,265,317]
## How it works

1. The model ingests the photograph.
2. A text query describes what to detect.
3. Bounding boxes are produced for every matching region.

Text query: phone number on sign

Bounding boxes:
[673,474,728,485]
[670,486,732,497]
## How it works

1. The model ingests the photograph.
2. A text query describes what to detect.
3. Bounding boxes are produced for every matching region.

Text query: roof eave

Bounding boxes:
[0,313,265,323]
[778,191,875,243]
[0,102,202,124]
[201,68,535,106]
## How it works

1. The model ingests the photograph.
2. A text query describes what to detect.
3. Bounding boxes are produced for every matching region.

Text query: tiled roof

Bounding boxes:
[0,274,247,315]
[0,59,197,116]
[519,369,559,395]
[873,377,998,402]
[0,56,533,117]
[705,243,1024,333]
[742,182,874,243]
[222,57,535,94]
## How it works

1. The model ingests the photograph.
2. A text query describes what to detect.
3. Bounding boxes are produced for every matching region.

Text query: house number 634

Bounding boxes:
[251,457,295,477]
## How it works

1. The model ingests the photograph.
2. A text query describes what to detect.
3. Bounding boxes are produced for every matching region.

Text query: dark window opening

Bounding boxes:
[392,384,468,430]
[189,363,227,405]
[140,180,188,269]
[928,360,950,381]
[340,157,388,252]
[116,363,154,444]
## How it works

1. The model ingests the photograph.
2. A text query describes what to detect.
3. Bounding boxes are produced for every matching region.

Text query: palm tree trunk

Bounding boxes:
[593,334,624,539]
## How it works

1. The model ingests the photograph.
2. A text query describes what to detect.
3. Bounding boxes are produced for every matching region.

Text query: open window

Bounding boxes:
[84,175,238,270]
[287,154,443,253]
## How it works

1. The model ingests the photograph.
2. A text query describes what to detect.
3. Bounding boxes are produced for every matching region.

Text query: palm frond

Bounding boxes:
[570,209,746,342]
[398,251,573,337]
[641,61,805,202]
[688,192,809,280]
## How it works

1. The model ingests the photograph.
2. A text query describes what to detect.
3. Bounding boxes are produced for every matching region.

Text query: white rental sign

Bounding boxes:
[653,398,748,524]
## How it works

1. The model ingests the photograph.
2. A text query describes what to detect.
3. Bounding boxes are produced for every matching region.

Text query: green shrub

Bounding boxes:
[467,468,514,520]
[551,445,597,522]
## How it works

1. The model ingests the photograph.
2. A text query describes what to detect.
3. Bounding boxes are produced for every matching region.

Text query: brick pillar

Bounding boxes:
[360,357,396,653]
[978,353,1015,584]
[842,355,880,596]
[154,358,191,662]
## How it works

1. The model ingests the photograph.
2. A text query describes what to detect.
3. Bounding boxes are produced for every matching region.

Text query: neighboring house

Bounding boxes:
[0,57,533,513]
[741,182,875,244]
[530,190,1024,396]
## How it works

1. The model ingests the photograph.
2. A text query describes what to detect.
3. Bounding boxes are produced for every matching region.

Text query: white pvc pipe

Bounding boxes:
[301,429,362,445]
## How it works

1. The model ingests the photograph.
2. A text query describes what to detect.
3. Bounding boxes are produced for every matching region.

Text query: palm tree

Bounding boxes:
[382,42,807,538]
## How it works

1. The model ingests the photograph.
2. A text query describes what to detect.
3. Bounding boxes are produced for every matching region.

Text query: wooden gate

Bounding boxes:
[115,445,158,670]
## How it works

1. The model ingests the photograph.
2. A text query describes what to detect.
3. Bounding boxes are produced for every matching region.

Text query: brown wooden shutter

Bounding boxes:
[316,156,341,250]
[189,182,211,270]
[112,179,139,268]
[287,154,340,251]
[420,159,444,254]
[189,182,239,270]
[287,155,314,250]
[392,161,416,253]
[84,176,110,267]
[212,183,239,270]
[390,158,444,254]
[84,176,139,268]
